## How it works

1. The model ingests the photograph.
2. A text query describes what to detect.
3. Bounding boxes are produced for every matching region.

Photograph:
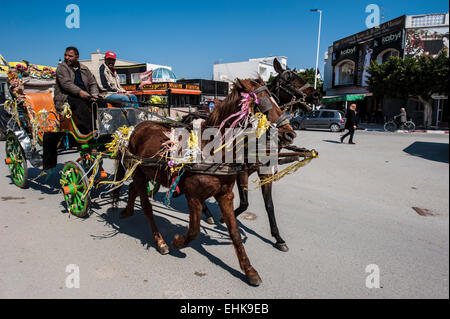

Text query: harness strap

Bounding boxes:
[276,112,291,127]
[252,85,268,94]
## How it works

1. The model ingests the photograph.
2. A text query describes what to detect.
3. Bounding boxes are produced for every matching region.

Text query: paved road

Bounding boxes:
[0,130,448,298]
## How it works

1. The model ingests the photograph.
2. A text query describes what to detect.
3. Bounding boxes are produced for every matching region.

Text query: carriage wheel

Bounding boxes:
[61,161,90,217]
[147,179,160,197]
[5,133,28,188]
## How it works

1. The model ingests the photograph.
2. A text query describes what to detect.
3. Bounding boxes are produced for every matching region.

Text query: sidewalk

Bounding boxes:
[357,123,449,134]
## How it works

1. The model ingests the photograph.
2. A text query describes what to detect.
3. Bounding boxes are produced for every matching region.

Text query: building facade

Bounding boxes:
[323,13,449,127]
[80,51,173,86]
[213,56,287,83]
[177,79,229,107]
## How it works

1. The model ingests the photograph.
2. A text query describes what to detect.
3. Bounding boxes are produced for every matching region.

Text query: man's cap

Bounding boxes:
[105,51,117,60]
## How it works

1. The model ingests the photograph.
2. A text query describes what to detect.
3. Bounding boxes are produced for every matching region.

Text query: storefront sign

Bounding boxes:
[332,45,358,63]
[333,15,406,49]
[141,82,200,91]
[185,84,200,90]
[122,85,137,91]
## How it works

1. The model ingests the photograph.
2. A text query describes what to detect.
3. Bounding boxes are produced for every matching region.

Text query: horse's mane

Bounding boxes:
[204,80,243,127]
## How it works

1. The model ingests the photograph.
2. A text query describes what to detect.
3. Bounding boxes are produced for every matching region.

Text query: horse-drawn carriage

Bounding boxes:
[3,58,321,286]
[3,69,160,217]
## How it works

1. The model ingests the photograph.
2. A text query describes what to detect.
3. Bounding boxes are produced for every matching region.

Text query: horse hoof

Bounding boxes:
[247,274,262,287]
[172,234,183,249]
[275,242,289,252]
[157,244,169,255]
[205,217,215,225]
[119,209,133,219]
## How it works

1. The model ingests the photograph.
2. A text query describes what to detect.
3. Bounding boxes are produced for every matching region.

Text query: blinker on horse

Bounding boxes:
[113,78,295,286]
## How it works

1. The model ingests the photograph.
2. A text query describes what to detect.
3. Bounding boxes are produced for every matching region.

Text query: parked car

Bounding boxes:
[290,109,345,132]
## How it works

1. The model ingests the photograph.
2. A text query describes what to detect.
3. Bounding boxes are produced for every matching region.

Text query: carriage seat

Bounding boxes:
[23,92,59,133]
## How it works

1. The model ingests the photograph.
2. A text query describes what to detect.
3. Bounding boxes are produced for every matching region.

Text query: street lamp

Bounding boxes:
[310,9,322,93]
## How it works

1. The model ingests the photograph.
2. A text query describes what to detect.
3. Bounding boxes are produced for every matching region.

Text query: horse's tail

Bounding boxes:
[112,152,126,208]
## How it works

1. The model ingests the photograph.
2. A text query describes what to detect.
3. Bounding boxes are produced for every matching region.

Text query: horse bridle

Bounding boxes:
[273,71,315,111]
[251,85,292,128]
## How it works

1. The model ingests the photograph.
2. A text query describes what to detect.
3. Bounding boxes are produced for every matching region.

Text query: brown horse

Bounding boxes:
[204,58,322,252]
[113,78,296,286]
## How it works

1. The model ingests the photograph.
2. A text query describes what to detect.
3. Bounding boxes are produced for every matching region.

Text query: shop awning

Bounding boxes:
[322,94,370,103]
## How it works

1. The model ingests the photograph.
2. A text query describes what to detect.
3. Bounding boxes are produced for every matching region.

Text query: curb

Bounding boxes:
[362,128,449,134]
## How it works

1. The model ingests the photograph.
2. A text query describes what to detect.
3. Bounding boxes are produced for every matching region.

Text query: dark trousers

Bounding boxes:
[342,127,355,143]
[67,96,93,135]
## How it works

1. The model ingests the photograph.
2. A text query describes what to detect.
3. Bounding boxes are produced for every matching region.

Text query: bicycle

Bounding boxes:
[384,118,416,132]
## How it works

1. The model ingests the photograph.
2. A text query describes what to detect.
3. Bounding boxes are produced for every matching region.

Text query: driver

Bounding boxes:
[54,46,99,134]
[97,51,139,107]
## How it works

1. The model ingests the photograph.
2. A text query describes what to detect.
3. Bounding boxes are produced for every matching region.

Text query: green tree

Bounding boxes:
[367,50,449,127]
[297,68,324,94]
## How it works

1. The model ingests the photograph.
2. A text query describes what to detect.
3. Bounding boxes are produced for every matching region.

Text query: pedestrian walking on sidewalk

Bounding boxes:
[341,103,358,144]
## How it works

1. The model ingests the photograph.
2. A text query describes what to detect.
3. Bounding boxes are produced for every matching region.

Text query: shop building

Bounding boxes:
[177,79,229,109]
[323,13,449,127]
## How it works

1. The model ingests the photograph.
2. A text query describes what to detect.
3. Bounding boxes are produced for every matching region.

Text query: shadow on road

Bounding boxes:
[88,190,258,285]
[403,141,449,164]
[3,165,63,195]
[322,139,342,144]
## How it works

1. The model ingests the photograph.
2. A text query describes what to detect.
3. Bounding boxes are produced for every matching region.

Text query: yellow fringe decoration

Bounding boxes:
[254,112,269,138]
[97,159,143,187]
[105,125,134,155]
[60,103,72,119]
[248,150,318,190]
[4,100,21,128]
[81,154,103,199]
[188,130,199,149]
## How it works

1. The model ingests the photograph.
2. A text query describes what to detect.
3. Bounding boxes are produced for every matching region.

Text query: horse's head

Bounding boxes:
[234,78,297,147]
[269,58,322,113]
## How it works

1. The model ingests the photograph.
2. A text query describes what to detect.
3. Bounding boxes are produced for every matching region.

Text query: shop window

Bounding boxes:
[377,49,399,64]
[131,73,141,84]
[118,74,127,84]
[334,60,355,86]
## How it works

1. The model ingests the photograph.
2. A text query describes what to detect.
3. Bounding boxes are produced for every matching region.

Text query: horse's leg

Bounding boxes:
[258,173,288,252]
[119,180,136,219]
[202,203,215,225]
[135,171,168,255]
[172,195,203,248]
[216,190,262,286]
[234,171,250,217]
[219,171,249,223]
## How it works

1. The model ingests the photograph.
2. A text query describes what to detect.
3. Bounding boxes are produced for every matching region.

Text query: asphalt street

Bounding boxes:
[0,129,448,298]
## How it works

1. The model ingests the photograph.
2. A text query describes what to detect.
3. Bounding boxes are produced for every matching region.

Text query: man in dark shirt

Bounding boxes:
[54,47,99,134]
[340,103,358,144]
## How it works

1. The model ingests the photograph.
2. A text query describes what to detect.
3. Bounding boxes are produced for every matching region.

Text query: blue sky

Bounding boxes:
[1,0,448,79]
